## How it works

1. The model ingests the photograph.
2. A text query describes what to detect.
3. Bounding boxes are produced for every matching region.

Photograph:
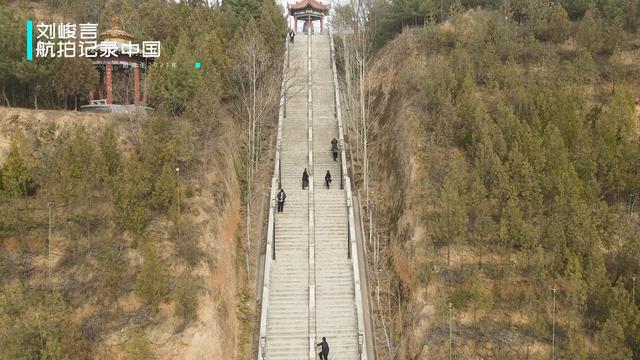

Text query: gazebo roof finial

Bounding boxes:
[111,16,123,30]
[100,16,134,43]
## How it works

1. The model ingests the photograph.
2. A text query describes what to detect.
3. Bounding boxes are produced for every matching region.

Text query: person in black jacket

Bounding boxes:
[289,30,295,43]
[302,168,309,189]
[277,189,286,213]
[325,170,332,189]
[316,337,329,360]
[331,138,339,161]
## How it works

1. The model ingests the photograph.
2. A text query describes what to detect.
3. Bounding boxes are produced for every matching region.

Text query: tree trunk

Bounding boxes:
[22,182,29,211]
[360,61,372,247]
[343,30,351,98]
[2,84,10,107]
[34,89,38,109]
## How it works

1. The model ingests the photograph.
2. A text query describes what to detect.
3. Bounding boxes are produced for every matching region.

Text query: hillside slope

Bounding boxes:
[357,12,640,359]
[0,107,246,359]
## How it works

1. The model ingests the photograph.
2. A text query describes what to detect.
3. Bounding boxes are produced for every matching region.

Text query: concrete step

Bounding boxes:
[264,34,360,360]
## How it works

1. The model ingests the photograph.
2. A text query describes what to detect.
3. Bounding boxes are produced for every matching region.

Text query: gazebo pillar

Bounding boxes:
[307,15,311,34]
[320,16,324,32]
[105,63,113,105]
[294,16,298,33]
[98,71,104,99]
[134,65,141,106]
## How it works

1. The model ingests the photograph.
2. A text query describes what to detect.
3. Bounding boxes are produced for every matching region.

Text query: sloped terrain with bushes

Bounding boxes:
[358,9,640,359]
[0,0,286,358]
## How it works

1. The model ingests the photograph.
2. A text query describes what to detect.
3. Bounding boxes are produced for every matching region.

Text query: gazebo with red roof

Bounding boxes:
[81,16,154,113]
[288,0,330,33]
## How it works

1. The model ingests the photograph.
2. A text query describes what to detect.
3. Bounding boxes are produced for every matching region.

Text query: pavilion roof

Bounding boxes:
[287,0,330,11]
[99,16,134,43]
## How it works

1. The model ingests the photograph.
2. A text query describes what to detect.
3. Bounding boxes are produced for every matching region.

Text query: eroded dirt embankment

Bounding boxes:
[362,32,437,359]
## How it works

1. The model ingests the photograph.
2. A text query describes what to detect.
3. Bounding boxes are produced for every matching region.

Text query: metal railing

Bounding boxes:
[347,217,352,259]
[340,139,344,190]
[278,156,282,190]
[272,217,276,260]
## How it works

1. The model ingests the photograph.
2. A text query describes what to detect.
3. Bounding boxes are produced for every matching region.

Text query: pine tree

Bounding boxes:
[467,271,492,324]
[174,272,198,323]
[454,71,486,148]
[467,174,497,269]
[593,87,635,197]
[54,57,99,110]
[541,124,581,204]
[430,157,468,267]
[507,144,543,220]
[546,4,570,43]
[499,194,533,250]
[576,10,603,53]
[94,237,127,305]
[0,5,21,106]
[150,163,177,211]
[565,325,589,359]
[475,134,509,200]
[1,136,36,203]
[564,254,587,312]
[149,32,202,115]
[113,157,150,238]
[134,244,168,315]
[63,126,98,194]
[98,125,122,187]
[259,0,287,58]
[593,317,633,360]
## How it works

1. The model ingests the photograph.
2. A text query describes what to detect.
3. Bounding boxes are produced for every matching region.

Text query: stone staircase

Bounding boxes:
[260,33,361,360]
[265,34,310,360]
[311,35,359,360]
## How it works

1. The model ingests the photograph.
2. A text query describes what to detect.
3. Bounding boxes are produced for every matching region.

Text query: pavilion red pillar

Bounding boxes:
[105,63,113,105]
[307,15,311,34]
[134,66,140,106]
[320,16,324,33]
[294,16,298,33]
[98,71,104,99]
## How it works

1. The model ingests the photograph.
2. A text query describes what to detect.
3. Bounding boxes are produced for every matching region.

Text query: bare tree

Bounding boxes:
[227,25,304,279]
[335,0,385,246]
[334,2,396,358]
[228,25,282,278]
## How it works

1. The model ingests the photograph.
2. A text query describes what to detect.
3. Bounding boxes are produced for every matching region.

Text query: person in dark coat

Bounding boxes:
[289,30,295,43]
[302,168,309,189]
[325,170,332,189]
[331,138,339,161]
[277,189,286,213]
[316,337,329,360]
